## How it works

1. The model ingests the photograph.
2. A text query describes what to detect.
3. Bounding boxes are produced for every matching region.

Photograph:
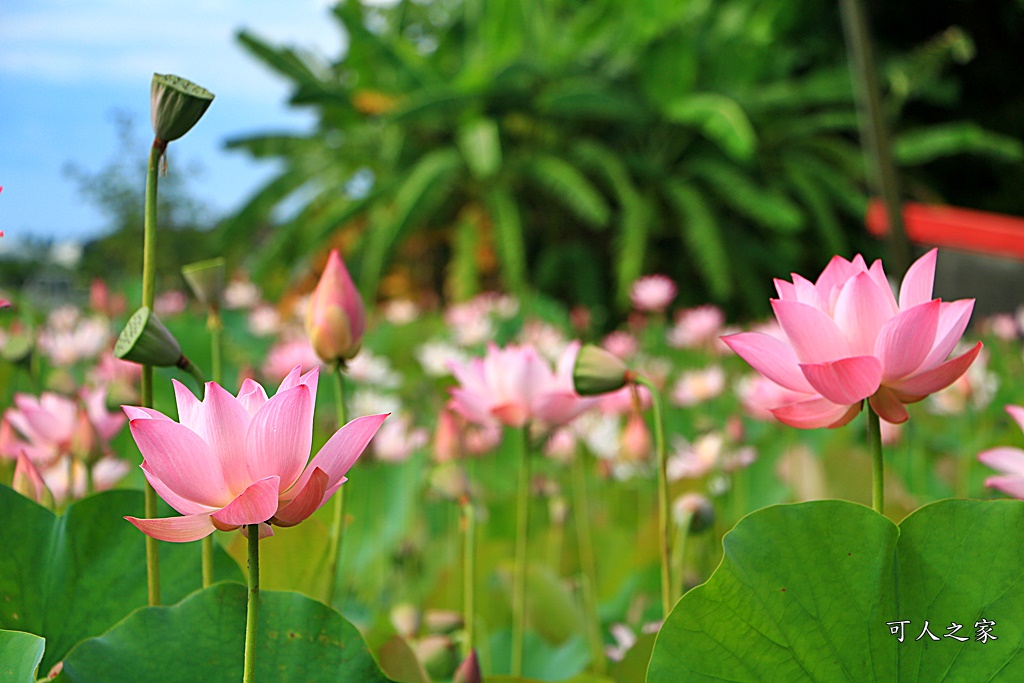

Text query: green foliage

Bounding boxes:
[56,584,395,683]
[0,629,45,683]
[648,499,1024,681]
[225,0,1011,317]
[0,487,241,673]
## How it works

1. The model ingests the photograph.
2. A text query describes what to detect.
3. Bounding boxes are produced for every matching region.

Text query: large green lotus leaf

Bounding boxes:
[56,583,395,682]
[0,629,45,682]
[0,486,242,673]
[648,499,1024,682]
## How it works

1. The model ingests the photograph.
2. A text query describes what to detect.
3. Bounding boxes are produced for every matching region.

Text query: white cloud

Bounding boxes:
[0,0,344,104]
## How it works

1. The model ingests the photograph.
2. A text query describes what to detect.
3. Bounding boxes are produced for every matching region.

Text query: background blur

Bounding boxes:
[2,0,1023,323]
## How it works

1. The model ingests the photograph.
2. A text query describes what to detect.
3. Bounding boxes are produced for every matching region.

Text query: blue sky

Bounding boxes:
[0,0,353,246]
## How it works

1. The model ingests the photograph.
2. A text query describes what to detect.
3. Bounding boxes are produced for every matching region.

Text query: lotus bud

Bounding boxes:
[114,307,205,384]
[573,344,630,396]
[181,257,226,311]
[13,452,54,509]
[424,609,463,635]
[389,603,421,639]
[305,249,366,365]
[452,650,482,683]
[150,74,214,143]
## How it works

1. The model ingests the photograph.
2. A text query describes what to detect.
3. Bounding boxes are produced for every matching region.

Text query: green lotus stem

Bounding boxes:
[84,460,95,498]
[868,404,884,515]
[460,495,477,658]
[635,375,672,618]
[243,523,260,683]
[142,139,166,607]
[572,449,605,674]
[671,512,692,599]
[209,311,223,387]
[839,0,910,273]
[511,424,530,678]
[324,363,348,607]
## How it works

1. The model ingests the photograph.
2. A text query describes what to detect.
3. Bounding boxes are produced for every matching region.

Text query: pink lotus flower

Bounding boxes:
[978,405,1024,498]
[1,389,125,465]
[667,305,725,349]
[630,274,677,313]
[123,366,387,541]
[448,342,598,430]
[306,249,366,364]
[722,249,982,428]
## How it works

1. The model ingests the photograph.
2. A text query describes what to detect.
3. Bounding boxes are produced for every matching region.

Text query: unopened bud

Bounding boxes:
[305,249,366,365]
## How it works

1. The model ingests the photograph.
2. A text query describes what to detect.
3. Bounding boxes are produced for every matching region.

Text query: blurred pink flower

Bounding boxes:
[670,366,726,407]
[735,373,809,421]
[601,331,638,360]
[224,278,261,310]
[37,310,111,366]
[722,249,981,428]
[123,366,387,541]
[630,275,677,313]
[262,338,323,382]
[928,345,996,415]
[981,313,1018,341]
[306,249,366,364]
[620,413,651,463]
[448,342,598,430]
[1,389,125,466]
[667,305,725,349]
[979,405,1024,498]
[371,413,428,463]
[154,290,188,317]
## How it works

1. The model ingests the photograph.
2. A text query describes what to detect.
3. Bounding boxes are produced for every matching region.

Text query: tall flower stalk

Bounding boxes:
[183,257,227,587]
[324,364,348,607]
[573,345,674,616]
[510,425,530,677]
[304,248,366,607]
[137,73,213,605]
[243,523,260,683]
[448,341,597,675]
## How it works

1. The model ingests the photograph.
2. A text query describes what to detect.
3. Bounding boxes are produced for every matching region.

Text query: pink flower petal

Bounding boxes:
[888,341,982,399]
[832,272,897,355]
[979,447,1024,477]
[800,356,881,406]
[875,300,940,381]
[770,397,861,429]
[920,299,975,369]
[293,413,388,493]
[721,332,815,393]
[772,300,849,363]
[245,383,313,490]
[124,513,216,542]
[211,476,281,527]
[175,380,252,495]
[1006,405,1024,433]
[983,474,1024,500]
[122,406,171,421]
[898,249,937,309]
[237,379,269,416]
[492,402,531,427]
[141,461,219,516]
[130,418,232,508]
[272,467,329,527]
[868,387,910,424]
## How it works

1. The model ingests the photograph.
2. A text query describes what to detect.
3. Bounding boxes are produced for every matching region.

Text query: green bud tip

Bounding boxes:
[572,344,630,396]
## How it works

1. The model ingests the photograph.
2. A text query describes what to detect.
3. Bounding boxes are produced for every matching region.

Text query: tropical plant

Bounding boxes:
[223,0,1017,319]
